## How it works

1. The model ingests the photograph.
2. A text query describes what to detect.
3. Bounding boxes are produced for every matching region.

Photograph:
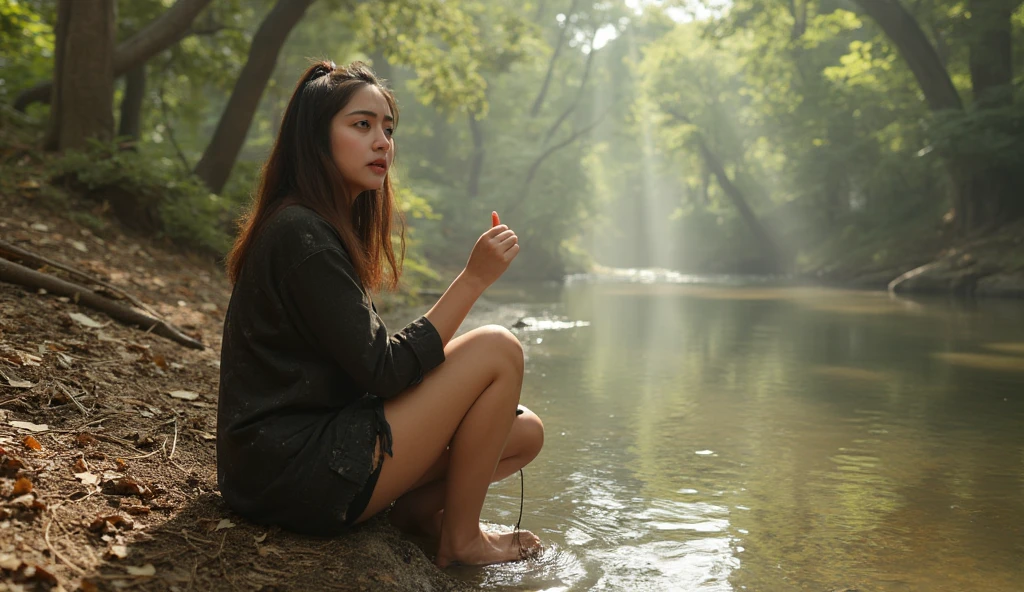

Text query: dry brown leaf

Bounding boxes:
[20,564,57,586]
[76,433,99,447]
[75,472,99,486]
[0,553,20,570]
[124,564,155,577]
[9,421,47,433]
[89,514,134,532]
[115,458,127,471]
[215,518,235,531]
[22,436,41,451]
[122,505,150,516]
[103,477,154,499]
[151,354,168,369]
[254,532,268,544]
[10,493,35,507]
[68,312,103,328]
[167,390,199,401]
[12,477,32,496]
[106,544,129,559]
[73,458,89,472]
[80,579,100,592]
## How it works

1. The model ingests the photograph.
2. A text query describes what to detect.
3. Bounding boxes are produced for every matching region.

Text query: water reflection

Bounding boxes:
[449,278,1024,591]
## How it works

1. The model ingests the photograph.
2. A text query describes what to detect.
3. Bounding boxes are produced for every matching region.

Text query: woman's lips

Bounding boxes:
[368,164,387,175]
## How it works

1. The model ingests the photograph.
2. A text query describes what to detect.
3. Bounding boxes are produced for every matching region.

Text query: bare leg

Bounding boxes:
[389,407,544,538]
[354,325,543,566]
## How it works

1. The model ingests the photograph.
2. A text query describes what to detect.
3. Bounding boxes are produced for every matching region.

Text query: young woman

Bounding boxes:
[216,60,544,567]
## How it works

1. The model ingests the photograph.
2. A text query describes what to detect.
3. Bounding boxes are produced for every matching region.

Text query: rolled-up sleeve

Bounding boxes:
[278,247,445,399]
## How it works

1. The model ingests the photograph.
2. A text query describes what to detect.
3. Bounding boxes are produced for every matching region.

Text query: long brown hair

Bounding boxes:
[226,60,405,291]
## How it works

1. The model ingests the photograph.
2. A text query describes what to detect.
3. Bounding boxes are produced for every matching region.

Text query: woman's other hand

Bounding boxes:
[465,211,519,288]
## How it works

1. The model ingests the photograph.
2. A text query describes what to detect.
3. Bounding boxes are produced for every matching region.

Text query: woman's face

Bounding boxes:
[330,85,395,199]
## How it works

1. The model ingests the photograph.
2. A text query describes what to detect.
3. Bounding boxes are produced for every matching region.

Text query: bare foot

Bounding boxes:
[435,528,542,567]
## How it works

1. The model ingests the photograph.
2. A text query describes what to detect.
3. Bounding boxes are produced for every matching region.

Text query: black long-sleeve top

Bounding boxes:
[217,204,445,534]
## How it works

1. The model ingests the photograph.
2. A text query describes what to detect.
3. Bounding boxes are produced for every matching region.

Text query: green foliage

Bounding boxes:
[0,0,55,102]
[54,141,234,255]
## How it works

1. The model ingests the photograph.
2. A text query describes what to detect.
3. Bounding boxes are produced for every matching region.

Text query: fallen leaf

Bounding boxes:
[80,579,100,592]
[0,553,20,570]
[68,312,103,328]
[10,493,35,507]
[167,390,199,401]
[28,221,47,230]
[20,564,57,586]
[106,545,129,559]
[12,477,32,495]
[125,564,155,577]
[254,532,268,544]
[151,354,168,369]
[89,514,134,532]
[68,240,88,253]
[20,181,41,191]
[9,421,48,433]
[22,436,41,451]
[215,519,235,531]
[74,458,89,472]
[75,472,99,486]
[115,458,127,471]
[76,433,99,447]
[2,457,26,473]
[122,505,150,516]
[103,477,154,499]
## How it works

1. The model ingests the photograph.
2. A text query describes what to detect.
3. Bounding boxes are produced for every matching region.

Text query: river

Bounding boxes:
[441,272,1024,591]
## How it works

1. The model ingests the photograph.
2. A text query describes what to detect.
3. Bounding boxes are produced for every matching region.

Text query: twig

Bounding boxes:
[120,448,161,460]
[169,416,178,459]
[55,380,89,416]
[45,516,86,575]
[0,239,166,321]
[0,258,205,350]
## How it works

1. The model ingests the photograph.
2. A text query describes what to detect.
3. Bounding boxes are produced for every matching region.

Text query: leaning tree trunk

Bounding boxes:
[118,65,147,142]
[695,136,784,273]
[854,0,963,112]
[194,0,316,194]
[45,0,116,152]
[964,0,1022,227]
[15,0,213,112]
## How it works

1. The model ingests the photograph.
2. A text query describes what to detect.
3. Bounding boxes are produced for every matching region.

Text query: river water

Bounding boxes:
[445,272,1024,591]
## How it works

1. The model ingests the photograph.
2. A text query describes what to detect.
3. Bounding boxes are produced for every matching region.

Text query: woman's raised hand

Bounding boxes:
[464,211,519,288]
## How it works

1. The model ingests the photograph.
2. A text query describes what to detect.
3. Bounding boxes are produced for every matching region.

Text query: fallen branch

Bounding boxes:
[0,258,205,350]
[0,238,166,321]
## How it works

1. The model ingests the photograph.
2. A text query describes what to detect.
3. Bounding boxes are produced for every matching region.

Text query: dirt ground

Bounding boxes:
[0,187,477,590]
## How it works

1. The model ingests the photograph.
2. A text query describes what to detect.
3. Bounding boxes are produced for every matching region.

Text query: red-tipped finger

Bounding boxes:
[492,211,500,228]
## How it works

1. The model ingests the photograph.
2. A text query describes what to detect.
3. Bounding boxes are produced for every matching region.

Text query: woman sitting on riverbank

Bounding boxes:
[216,60,544,566]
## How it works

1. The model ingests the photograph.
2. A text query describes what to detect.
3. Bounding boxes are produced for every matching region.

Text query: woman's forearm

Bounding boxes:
[423,270,487,347]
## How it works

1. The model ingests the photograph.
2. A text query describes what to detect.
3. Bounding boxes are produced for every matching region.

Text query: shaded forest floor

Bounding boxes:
[0,167,473,589]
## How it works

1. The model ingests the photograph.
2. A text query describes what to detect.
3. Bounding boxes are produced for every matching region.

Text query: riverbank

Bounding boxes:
[799,217,1024,298]
[0,189,474,590]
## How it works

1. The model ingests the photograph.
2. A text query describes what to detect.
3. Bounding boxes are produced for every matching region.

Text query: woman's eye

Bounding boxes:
[356,120,370,129]
[385,128,394,137]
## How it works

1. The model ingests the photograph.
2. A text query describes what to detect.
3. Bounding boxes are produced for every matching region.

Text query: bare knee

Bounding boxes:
[516,406,544,463]
[473,324,524,375]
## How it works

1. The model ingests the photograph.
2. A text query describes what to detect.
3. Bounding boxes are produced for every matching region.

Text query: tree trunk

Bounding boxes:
[664,108,783,271]
[15,0,212,112]
[853,0,963,112]
[467,112,485,200]
[695,136,783,272]
[45,0,117,152]
[43,0,72,150]
[118,65,146,141]
[530,0,579,117]
[194,0,315,194]
[967,0,1013,107]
